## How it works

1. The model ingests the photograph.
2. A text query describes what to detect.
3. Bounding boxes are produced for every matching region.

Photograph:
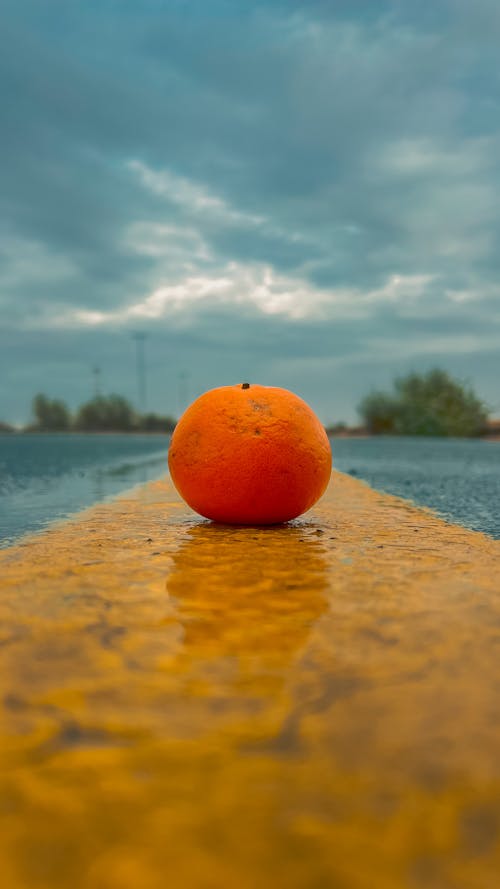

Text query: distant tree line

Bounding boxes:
[11,394,177,433]
[357,369,488,437]
[0,370,493,437]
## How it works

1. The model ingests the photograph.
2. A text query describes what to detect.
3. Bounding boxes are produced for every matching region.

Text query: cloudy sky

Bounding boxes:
[1,0,500,425]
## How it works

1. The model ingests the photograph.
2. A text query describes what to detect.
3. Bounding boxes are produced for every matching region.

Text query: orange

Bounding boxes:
[168,383,332,524]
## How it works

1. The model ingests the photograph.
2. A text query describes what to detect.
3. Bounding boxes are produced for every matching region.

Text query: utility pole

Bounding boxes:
[132,332,148,414]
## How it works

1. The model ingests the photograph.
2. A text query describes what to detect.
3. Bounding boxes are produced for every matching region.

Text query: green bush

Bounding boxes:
[136,413,176,433]
[358,369,488,437]
[32,394,71,431]
[74,395,136,432]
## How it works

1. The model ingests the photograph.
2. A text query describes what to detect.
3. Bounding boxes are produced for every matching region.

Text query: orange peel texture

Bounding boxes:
[168,383,332,524]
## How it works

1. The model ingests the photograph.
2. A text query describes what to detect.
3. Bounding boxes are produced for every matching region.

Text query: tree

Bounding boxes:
[137,412,177,433]
[32,394,71,431]
[358,369,488,437]
[74,395,135,432]
[357,392,400,435]
[324,422,348,436]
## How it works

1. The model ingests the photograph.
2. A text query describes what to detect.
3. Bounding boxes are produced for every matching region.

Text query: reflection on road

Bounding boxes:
[165,522,330,745]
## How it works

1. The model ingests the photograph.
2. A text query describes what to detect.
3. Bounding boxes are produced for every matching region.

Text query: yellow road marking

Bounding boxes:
[1,472,500,888]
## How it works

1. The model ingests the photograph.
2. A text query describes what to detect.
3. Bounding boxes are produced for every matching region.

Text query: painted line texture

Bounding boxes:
[1,472,500,888]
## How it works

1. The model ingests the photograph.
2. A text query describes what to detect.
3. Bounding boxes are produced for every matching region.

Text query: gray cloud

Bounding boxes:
[1,0,499,423]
